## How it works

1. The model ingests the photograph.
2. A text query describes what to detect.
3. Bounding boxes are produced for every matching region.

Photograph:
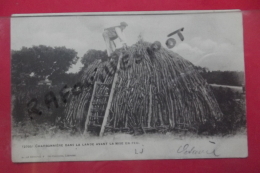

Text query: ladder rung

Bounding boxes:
[89,116,104,118]
[88,124,101,127]
[91,109,105,111]
[94,95,109,97]
[92,103,107,105]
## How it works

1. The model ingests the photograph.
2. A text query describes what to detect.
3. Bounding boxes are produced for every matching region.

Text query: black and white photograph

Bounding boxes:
[11,11,247,162]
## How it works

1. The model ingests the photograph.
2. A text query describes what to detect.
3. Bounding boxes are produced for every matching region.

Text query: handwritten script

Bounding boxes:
[177,144,219,157]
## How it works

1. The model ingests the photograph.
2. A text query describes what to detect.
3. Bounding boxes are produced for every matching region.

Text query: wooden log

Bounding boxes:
[147,84,152,128]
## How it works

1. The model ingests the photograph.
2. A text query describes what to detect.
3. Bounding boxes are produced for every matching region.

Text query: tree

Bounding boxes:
[51,72,80,86]
[81,49,109,66]
[197,67,245,87]
[12,45,79,86]
[11,45,79,123]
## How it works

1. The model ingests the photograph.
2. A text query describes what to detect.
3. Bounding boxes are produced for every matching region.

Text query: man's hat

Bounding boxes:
[120,22,128,27]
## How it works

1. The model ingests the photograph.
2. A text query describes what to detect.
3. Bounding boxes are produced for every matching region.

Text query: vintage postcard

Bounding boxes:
[11,10,247,162]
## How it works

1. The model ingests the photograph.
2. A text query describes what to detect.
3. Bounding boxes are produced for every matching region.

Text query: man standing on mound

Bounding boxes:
[103,22,128,57]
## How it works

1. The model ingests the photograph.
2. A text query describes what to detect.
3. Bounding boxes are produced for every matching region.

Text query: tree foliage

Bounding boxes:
[12,45,79,86]
[11,45,80,123]
[211,86,246,134]
[195,66,245,86]
[81,49,109,66]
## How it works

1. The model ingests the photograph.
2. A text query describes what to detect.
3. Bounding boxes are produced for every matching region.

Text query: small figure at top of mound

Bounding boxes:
[102,22,128,57]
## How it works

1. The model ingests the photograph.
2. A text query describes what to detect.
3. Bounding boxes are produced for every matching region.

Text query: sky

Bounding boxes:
[11,11,245,73]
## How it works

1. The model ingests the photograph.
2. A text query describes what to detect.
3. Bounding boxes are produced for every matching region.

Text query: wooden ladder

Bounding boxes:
[83,53,123,136]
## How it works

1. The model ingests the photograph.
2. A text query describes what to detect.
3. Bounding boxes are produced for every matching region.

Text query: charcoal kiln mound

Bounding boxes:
[64,41,223,136]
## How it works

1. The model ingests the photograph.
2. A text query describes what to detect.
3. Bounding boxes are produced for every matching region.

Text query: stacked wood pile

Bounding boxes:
[64,41,223,134]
